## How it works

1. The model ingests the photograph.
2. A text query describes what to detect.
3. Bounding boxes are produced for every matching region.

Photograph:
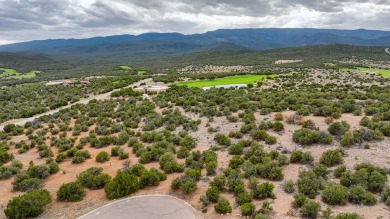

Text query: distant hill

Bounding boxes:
[0,28,389,60]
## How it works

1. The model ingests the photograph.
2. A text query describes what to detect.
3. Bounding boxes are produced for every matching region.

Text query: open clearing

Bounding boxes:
[176,74,274,88]
[119,65,132,70]
[0,68,37,79]
[340,67,390,77]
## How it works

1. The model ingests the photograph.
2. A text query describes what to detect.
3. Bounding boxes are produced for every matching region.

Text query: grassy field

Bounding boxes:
[119,65,132,70]
[340,67,390,77]
[0,68,37,79]
[176,74,275,88]
[138,71,147,75]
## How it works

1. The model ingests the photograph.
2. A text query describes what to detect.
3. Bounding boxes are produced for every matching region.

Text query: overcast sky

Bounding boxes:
[0,0,389,45]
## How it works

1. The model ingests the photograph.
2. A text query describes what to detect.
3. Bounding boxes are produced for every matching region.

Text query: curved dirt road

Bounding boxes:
[78,195,202,219]
[0,78,152,130]
[386,48,390,55]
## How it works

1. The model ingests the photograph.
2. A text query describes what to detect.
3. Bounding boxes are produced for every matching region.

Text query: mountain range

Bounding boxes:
[0,28,389,60]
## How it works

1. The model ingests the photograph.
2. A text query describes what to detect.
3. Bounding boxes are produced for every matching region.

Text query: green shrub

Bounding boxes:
[297,170,320,198]
[282,180,296,193]
[104,172,139,199]
[253,182,275,199]
[27,164,50,179]
[240,202,256,216]
[77,167,111,189]
[96,151,110,163]
[250,129,268,141]
[293,128,333,145]
[290,150,313,164]
[210,175,226,191]
[300,200,320,219]
[170,177,182,190]
[57,182,85,202]
[235,192,252,205]
[328,121,350,136]
[139,169,164,189]
[340,132,355,147]
[214,197,232,214]
[313,163,330,178]
[340,163,387,192]
[292,193,307,208]
[382,186,390,206]
[214,133,231,146]
[334,213,364,219]
[181,180,197,194]
[321,183,347,205]
[228,143,244,155]
[334,165,347,178]
[319,149,343,167]
[265,136,277,145]
[206,187,220,203]
[12,173,43,191]
[4,189,52,219]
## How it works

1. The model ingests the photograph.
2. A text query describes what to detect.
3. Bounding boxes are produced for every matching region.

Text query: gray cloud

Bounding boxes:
[0,0,389,44]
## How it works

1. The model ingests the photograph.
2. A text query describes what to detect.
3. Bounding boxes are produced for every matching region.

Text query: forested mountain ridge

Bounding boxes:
[1,28,389,59]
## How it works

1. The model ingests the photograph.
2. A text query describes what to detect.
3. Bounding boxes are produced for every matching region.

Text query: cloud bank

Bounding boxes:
[0,0,389,44]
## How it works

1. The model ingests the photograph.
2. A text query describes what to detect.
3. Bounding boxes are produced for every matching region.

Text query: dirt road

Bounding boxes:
[78,195,201,219]
[0,78,152,130]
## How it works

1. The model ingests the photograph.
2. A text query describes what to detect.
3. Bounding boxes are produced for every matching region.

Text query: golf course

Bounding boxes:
[176,74,275,88]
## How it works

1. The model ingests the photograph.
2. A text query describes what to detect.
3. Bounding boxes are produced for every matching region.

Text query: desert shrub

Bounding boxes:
[300,200,320,219]
[96,151,110,163]
[334,165,347,178]
[228,155,244,169]
[321,183,347,205]
[214,197,232,214]
[159,152,184,174]
[72,150,91,163]
[27,164,50,179]
[12,173,43,191]
[104,172,139,199]
[252,182,275,199]
[297,170,320,198]
[328,121,350,136]
[302,120,317,130]
[77,167,111,189]
[340,132,355,147]
[214,134,231,146]
[139,169,164,188]
[180,135,197,150]
[319,149,343,167]
[0,147,13,164]
[240,202,256,216]
[177,147,190,158]
[206,187,220,203]
[283,180,296,193]
[265,136,277,145]
[4,189,52,219]
[170,177,182,190]
[181,180,197,194]
[290,150,313,164]
[210,175,226,191]
[348,186,377,205]
[235,192,252,205]
[293,128,333,145]
[57,182,85,202]
[292,193,307,208]
[258,161,284,180]
[228,143,244,155]
[47,161,60,174]
[340,163,387,192]
[381,186,390,206]
[313,163,330,178]
[333,213,364,219]
[273,121,284,131]
[255,213,270,219]
[250,130,268,141]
